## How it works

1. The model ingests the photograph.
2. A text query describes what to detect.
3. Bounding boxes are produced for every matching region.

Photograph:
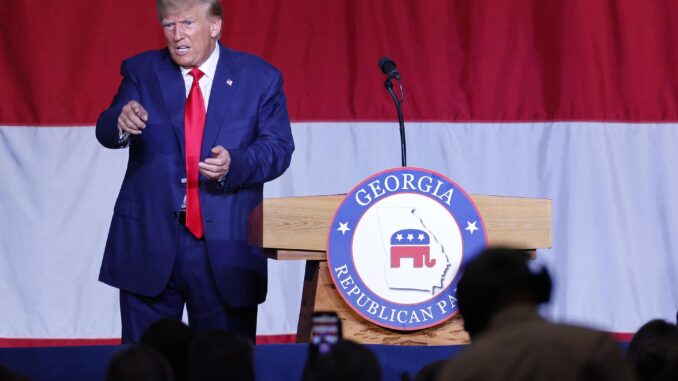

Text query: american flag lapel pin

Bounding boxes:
[226,79,233,86]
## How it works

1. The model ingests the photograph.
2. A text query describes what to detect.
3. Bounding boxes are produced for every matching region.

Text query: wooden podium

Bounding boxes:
[249,194,551,345]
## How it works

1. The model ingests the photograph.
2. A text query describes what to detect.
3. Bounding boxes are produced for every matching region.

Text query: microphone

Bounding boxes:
[378,56,400,79]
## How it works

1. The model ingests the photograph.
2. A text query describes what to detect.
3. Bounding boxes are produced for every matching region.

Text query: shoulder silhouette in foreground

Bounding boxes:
[435,247,636,381]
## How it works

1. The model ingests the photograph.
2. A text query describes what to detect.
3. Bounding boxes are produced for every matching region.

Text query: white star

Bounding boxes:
[417,233,425,241]
[465,221,479,234]
[226,79,234,86]
[396,234,404,241]
[337,222,351,235]
[407,233,414,241]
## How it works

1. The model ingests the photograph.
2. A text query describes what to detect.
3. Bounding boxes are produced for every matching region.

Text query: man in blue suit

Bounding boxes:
[96,0,294,343]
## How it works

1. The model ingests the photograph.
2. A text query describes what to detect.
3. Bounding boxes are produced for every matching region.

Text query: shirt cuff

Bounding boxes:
[117,126,130,147]
[217,170,229,185]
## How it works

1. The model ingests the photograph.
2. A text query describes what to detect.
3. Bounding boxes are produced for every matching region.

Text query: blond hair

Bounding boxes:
[156,0,223,20]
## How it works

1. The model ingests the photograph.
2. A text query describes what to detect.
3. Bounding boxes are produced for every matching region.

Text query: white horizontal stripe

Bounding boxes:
[1,122,677,338]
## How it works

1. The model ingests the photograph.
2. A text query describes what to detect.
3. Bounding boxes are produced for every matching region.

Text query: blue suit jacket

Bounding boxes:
[95,44,294,307]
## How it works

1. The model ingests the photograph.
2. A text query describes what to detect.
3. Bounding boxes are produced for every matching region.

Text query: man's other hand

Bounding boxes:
[118,100,149,135]
[199,145,231,181]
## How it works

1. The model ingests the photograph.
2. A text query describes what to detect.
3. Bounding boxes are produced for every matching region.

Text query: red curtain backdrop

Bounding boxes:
[2,0,678,125]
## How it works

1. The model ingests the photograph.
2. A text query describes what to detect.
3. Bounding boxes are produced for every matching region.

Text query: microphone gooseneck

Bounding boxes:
[378,56,406,167]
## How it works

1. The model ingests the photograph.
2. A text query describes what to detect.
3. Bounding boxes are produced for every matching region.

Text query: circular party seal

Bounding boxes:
[327,167,487,330]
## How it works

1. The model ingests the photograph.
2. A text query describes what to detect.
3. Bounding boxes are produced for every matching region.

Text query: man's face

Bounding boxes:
[161,4,222,68]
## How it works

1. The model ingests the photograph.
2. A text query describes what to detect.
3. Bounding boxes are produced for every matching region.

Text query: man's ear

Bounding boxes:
[210,18,222,39]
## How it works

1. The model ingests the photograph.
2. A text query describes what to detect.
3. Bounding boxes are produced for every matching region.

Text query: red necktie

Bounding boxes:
[184,68,206,238]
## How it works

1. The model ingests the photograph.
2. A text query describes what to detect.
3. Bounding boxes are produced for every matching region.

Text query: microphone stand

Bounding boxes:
[384,76,406,167]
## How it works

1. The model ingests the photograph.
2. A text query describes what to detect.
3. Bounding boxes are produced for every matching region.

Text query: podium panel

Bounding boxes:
[251,194,551,345]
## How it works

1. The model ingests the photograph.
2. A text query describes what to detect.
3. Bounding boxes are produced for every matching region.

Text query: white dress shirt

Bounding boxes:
[180,44,220,110]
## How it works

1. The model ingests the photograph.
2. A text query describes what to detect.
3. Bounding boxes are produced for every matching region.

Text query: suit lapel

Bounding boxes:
[202,44,238,159]
[155,52,186,155]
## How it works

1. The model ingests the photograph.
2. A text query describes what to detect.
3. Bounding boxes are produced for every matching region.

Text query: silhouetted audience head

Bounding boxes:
[303,339,381,381]
[0,364,31,381]
[105,344,174,381]
[413,359,445,381]
[457,247,551,339]
[141,318,194,381]
[627,319,678,380]
[187,329,254,381]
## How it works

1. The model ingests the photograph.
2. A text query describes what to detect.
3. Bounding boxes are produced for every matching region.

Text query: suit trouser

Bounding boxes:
[119,224,257,344]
